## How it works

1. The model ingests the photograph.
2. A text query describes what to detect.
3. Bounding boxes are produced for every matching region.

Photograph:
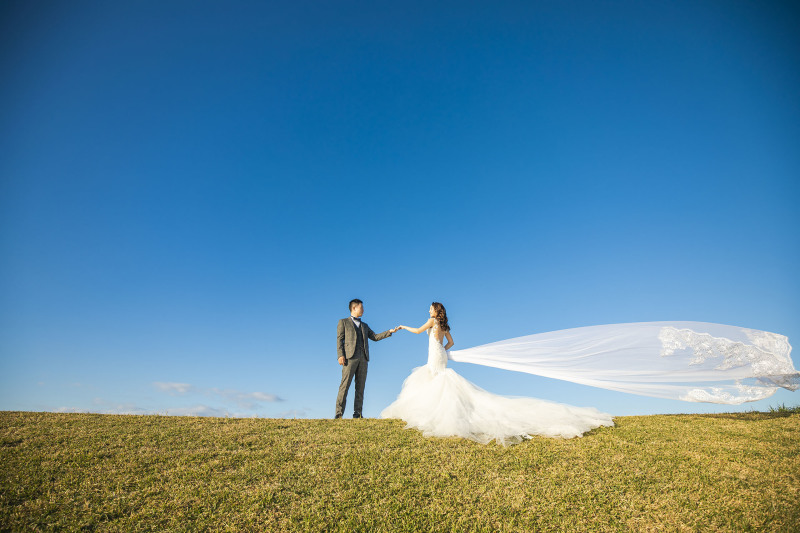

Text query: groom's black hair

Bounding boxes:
[349,299,363,311]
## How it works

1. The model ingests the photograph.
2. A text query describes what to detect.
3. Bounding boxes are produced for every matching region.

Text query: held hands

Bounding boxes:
[391,326,404,334]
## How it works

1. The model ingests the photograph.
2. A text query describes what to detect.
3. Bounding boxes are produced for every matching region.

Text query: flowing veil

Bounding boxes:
[447,322,799,404]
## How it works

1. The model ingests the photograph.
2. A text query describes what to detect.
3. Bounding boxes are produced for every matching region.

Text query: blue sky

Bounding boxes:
[1,1,798,419]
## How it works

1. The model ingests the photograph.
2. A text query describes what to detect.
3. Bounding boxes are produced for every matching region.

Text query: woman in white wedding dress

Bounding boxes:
[380,303,615,444]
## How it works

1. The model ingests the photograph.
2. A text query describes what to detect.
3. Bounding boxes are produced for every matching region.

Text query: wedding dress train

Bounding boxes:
[380,321,614,444]
[381,320,797,444]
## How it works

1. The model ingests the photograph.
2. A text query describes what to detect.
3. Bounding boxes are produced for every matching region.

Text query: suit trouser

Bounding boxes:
[335,351,367,417]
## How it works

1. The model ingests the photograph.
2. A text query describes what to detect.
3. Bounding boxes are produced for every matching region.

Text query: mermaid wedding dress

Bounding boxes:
[380,320,615,444]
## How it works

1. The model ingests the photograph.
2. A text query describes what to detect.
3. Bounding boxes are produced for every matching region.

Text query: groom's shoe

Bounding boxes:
[353,414,362,419]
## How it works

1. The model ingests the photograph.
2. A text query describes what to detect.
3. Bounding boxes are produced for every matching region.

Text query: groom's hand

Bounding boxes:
[338,356,345,366]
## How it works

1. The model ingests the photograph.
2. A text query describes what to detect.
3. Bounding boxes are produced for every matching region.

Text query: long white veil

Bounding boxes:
[447,321,798,404]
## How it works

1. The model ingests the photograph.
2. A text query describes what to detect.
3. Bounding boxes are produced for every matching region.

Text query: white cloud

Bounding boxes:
[50,403,236,417]
[275,409,308,418]
[151,382,283,409]
[99,403,155,415]
[163,405,233,417]
[211,388,283,408]
[60,400,155,416]
[48,382,285,419]
[248,392,281,402]
[153,382,195,394]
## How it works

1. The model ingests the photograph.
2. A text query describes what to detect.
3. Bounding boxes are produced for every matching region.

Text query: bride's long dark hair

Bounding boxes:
[431,302,450,331]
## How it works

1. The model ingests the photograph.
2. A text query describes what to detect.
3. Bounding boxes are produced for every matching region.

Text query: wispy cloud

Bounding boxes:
[50,383,284,419]
[151,382,284,409]
[275,409,308,418]
[58,400,158,416]
[162,405,234,417]
[213,389,282,409]
[153,382,195,394]
[52,404,237,417]
[99,403,156,415]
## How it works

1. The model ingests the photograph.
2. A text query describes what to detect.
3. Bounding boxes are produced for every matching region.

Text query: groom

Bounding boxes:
[335,299,398,419]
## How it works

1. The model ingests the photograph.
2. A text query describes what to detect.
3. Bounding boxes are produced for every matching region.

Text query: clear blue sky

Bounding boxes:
[2,1,798,419]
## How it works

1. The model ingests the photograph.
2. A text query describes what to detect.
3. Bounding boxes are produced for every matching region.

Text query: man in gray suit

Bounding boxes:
[335,299,398,419]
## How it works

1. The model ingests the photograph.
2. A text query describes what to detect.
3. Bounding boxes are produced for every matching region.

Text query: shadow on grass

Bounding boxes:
[580,424,616,437]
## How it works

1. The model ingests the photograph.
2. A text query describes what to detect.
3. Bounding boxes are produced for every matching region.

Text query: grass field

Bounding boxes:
[2,410,799,532]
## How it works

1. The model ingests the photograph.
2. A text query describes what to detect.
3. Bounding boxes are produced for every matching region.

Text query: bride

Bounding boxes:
[380,302,615,444]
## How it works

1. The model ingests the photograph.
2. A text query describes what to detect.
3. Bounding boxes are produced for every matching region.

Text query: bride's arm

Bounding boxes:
[444,331,454,350]
[398,318,434,334]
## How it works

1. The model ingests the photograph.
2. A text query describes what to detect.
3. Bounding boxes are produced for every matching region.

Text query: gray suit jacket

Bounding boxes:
[337,318,392,361]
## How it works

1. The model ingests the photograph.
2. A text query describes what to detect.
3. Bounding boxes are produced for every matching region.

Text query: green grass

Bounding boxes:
[768,403,800,414]
[2,410,799,532]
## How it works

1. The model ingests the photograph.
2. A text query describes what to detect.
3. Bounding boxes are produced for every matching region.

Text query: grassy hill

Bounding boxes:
[2,410,799,532]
